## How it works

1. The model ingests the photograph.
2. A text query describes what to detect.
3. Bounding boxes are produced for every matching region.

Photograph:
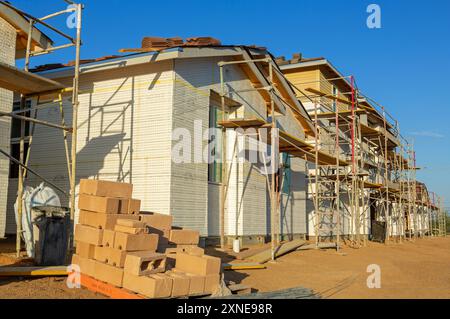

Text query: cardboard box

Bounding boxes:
[75,241,96,259]
[140,212,172,231]
[122,272,171,298]
[175,253,221,276]
[71,254,96,277]
[80,179,132,198]
[114,224,146,235]
[116,219,145,228]
[166,272,190,297]
[124,251,166,276]
[93,260,124,287]
[79,210,139,230]
[101,229,115,247]
[78,194,128,214]
[94,246,127,267]
[126,199,141,215]
[114,232,159,252]
[74,224,103,246]
[169,229,199,245]
[204,274,220,294]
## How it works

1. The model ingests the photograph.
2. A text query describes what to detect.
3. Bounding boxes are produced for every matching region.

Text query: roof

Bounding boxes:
[0,2,53,59]
[30,44,267,73]
[278,54,397,130]
[27,44,315,137]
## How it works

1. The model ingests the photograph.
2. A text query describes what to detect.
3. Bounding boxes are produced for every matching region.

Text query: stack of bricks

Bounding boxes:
[72,179,222,299]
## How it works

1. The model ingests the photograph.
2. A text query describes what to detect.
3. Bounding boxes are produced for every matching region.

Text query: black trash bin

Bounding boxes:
[31,206,70,266]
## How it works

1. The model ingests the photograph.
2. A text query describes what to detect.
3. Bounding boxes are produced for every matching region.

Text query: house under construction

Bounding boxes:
[0,1,446,260]
[278,55,447,246]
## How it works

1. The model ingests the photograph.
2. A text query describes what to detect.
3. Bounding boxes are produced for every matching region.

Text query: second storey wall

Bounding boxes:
[5,60,175,233]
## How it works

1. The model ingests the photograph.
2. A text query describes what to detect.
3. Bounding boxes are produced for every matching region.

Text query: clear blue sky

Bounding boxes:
[11,0,450,209]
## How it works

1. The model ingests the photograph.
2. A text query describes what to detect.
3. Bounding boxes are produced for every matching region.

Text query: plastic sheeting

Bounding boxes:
[14,182,61,257]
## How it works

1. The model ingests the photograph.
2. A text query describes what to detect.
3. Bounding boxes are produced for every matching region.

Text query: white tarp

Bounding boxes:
[14,182,61,257]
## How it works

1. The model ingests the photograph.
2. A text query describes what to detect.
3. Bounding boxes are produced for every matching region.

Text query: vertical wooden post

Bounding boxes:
[69,4,82,255]
[382,107,389,243]
[335,92,340,248]
[219,65,226,250]
[314,99,319,247]
[269,63,276,260]
[350,76,356,242]
[16,19,34,258]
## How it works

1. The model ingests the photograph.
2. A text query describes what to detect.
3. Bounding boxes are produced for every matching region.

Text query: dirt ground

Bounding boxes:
[0,236,449,299]
[225,237,450,299]
[0,237,103,299]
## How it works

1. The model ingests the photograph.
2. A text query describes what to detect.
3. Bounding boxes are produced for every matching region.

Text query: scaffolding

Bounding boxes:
[217,48,446,258]
[217,48,341,259]
[0,1,83,258]
[278,69,446,247]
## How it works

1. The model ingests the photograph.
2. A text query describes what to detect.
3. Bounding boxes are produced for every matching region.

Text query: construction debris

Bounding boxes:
[73,179,223,299]
[213,286,319,299]
[120,36,222,53]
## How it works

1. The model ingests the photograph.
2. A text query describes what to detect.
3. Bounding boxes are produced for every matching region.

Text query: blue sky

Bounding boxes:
[11,0,450,209]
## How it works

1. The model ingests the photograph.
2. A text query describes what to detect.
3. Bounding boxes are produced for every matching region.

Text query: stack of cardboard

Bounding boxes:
[72,179,222,299]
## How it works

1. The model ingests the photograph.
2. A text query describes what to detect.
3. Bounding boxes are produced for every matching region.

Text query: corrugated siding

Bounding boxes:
[171,58,212,235]
[1,17,17,236]
[6,61,175,232]
[173,57,293,237]
[280,157,307,235]
[5,54,309,238]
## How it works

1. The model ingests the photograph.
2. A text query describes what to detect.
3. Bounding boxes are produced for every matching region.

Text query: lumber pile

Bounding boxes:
[119,36,222,53]
[72,179,221,299]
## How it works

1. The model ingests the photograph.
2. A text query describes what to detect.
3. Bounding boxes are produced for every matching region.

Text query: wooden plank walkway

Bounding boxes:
[0,265,68,277]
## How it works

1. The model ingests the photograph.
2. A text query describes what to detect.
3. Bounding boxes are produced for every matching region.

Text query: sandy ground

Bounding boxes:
[224,237,450,299]
[0,236,449,299]
[0,237,104,299]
